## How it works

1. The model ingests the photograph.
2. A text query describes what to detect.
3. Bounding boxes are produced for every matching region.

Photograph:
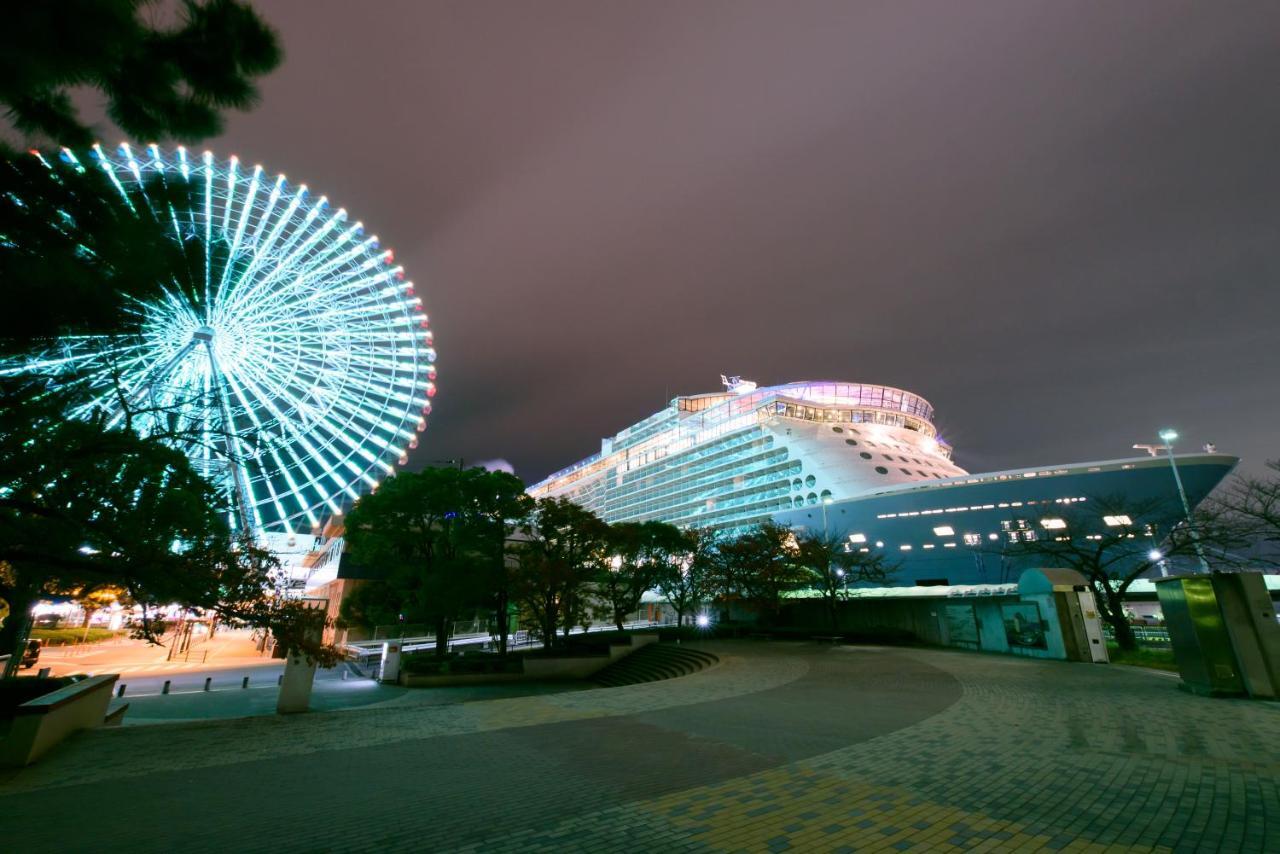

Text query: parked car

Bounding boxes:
[20,638,42,668]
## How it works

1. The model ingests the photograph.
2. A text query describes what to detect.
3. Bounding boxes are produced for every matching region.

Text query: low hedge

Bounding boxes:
[401,651,523,677]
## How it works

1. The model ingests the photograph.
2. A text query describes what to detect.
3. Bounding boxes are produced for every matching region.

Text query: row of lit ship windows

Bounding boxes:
[839,501,1149,553]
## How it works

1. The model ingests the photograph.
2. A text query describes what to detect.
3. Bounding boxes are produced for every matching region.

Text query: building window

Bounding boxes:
[933,525,955,537]
[963,533,981,546]
[1103,514,1132,527]
[1041,518,1067,530]
[860,452,872,460]
[875,466,888,475]
[849,533,867,543]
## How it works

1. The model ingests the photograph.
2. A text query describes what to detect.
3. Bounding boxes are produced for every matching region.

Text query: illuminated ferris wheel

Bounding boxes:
[10,144,436,534]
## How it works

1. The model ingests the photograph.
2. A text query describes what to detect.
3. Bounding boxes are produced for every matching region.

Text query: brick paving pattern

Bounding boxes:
[2,641,1276,852]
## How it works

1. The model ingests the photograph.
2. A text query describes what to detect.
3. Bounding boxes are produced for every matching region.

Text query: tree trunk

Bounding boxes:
[1097,586,1136,651]
[1,585,39,678]
[496,590,510,657]
[828,596,839,632]
[434,615,448,658]
[614,609,625,632]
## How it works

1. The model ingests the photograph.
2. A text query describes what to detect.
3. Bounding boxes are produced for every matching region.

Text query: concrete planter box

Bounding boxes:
[1,674,121,767]
[400,633,657,688]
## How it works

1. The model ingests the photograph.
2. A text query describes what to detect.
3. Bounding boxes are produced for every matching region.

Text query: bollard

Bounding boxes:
[277,674,283,686]
[162,680,171,695]
[204,677,212,692]
[37,667,51,678]
[242,676,249,689]
[117,684,126,698]
[342,670,348,681]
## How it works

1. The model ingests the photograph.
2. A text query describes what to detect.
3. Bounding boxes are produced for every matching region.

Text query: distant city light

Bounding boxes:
[1103,515,1133,527]
[933,525,955,537]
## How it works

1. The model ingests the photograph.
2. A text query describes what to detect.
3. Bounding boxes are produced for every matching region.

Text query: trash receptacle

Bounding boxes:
[1155,572,1280,698]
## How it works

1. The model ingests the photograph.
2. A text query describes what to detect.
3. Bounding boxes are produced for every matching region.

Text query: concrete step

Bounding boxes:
[590,643,719,688]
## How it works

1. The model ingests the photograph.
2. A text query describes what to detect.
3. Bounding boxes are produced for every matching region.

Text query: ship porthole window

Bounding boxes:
[793,496,805,508]
[875,466,889,475]
[845,439,858,446]
[860,452,872,460]
[820,489,832,501]
[792,478,802,490]
[805,475,816,488]
[832,426,843,433]
[900,467,912,475]
[806,492,818,505]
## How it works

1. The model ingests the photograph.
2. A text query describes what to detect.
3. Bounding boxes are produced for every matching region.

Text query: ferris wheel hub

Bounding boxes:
[192,326,215,342]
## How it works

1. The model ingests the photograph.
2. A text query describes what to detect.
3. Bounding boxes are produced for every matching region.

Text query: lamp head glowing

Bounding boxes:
[695,614,711,629]
[1158,429,1178,442]
[1148,549,1163,562]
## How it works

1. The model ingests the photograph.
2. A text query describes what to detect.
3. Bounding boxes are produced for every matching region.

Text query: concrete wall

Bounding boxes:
[781,592,1075,661]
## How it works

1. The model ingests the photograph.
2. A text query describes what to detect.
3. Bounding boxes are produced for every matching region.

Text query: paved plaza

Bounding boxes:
[2,641,1277,852]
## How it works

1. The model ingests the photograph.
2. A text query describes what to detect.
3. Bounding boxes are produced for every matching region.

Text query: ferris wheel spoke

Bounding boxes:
[18,146,435,533]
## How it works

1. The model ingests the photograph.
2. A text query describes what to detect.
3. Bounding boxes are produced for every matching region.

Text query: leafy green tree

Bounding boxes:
[712,521,809,624]
[793,531,896,631]
[597,521,684,631]
[998,495,1248,650]
[654,527,716,627]
[1,0,281,150]
[343,467,513,657]
[512,498,609,649]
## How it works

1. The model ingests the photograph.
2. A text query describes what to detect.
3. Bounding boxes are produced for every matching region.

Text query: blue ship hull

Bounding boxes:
[773,453,1237,587]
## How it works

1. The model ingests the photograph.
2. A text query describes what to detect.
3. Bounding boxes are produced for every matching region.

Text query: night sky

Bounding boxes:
[147,3,1280,479]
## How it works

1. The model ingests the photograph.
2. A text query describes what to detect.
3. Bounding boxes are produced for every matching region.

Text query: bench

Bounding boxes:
[811,635,844,644]
[1,674,121,767]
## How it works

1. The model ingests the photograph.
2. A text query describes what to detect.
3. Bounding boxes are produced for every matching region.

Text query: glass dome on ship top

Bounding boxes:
[9,144,437,534]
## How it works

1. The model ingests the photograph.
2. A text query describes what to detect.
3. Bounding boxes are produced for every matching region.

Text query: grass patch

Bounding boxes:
[1108,643,1179,672]
[29,628,124,646]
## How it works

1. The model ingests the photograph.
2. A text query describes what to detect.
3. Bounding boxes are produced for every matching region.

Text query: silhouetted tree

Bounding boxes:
[0,376,328,676]
[654,527,716,628]
[343,467,521,657]
[998,495,1248,650]
[598,521,684,631]
[793,531,897,631]
[1,0,280,150]
[712,521,809,624]
[1214,460,1280,563]
[512,498,608,649]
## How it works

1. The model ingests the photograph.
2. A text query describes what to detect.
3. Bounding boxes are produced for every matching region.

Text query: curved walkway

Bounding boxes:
[1,642,1277,852]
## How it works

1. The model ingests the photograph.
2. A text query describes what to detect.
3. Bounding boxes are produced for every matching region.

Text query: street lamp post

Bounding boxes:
[1158,429,1211,574]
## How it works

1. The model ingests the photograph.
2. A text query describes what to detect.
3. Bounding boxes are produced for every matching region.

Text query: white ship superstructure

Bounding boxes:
[528,378,967,531]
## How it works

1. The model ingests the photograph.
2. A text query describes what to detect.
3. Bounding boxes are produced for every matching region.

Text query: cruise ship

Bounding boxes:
[527,378,1239,586]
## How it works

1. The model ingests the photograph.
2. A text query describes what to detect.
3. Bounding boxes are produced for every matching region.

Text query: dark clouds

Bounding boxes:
[202,0,1278,480]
